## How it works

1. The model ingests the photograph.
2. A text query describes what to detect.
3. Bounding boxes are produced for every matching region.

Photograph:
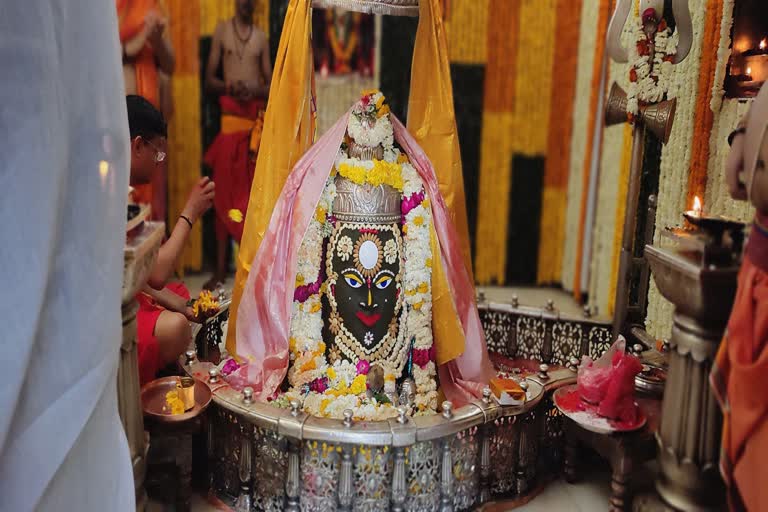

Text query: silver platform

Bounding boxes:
[185,297,612,511]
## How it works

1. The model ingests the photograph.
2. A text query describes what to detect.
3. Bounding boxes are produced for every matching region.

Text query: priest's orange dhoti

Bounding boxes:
[711,213,768,512]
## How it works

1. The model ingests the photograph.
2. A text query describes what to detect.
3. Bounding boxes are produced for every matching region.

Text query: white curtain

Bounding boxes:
[0,1,134,510]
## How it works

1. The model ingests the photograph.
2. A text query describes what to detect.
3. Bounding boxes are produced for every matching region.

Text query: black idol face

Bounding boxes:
[327,223,402,352]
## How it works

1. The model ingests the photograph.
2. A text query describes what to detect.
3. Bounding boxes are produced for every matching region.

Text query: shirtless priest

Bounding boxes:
[127,95,216,385]
[203,0,272,290]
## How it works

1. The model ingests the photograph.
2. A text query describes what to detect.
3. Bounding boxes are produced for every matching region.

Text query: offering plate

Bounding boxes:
[553,384,646,435]
[141,376,212,424]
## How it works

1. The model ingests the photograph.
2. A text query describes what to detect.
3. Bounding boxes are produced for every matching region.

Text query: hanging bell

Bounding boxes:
[640,99,677,145]
[605,82,629,126]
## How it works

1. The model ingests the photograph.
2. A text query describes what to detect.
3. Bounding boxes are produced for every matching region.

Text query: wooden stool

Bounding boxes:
[563,399,661,511]
[145,416,203,512]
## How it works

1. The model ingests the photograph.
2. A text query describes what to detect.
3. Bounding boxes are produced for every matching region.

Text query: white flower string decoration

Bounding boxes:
[626,3,678,120]
[383,239,398,264]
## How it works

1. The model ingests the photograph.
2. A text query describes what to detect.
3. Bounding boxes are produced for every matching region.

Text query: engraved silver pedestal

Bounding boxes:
[188,295,616,511]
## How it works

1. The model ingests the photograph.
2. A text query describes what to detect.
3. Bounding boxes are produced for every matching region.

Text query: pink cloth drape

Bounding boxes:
[233,111,493,403]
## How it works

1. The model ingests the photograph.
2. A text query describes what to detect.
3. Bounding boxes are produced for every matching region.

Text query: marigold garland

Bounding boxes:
[537,0,583,285]
[685,0,724,212]
[573,0,612,300]
[562,0,606,289]
[445,0,488,65]
[607,123,635,316]
[336,158,404,191]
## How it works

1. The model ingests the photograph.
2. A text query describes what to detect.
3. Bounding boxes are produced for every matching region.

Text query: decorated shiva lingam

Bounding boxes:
[641,198,745,511]
[180,90,587,512]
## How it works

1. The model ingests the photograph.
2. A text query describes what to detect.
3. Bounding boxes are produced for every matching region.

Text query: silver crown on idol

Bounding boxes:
[333,176,402,225]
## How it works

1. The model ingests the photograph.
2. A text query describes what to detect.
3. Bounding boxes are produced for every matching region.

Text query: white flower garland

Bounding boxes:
[400,165,438,413]
[347,91,394,148]
[645,3,707,340]
[710,0,735,113]
[286,176,337,389]
[626,7,678,118]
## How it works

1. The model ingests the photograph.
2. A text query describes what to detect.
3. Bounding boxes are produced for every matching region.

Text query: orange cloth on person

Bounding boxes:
[711,213,768,512]
[118,0,166,220]
[118,0,160,107]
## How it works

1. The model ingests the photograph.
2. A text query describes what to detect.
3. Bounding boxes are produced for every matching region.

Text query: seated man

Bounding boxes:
[127,94,215,385]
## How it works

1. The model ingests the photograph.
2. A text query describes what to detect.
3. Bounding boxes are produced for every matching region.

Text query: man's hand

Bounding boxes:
[182,177,215,224]
[726,131,748,201]
[240,81,267,101]
[146,12,167,49]
[232,80,249,101]
[185,306,203,324]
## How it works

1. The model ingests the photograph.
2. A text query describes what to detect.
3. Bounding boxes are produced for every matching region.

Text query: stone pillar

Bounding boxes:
[646,244,735,511]
[121,221,164,511]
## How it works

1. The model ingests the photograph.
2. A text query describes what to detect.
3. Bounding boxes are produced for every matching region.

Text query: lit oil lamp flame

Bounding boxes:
[747,66,753,76]
[761,39,767,50]
[693,196,702,215]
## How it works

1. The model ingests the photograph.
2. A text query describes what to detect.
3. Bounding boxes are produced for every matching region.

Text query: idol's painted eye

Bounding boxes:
[343,273,363,289]
[375,275,393,290]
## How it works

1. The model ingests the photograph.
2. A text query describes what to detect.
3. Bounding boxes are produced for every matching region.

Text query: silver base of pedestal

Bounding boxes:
[192,300,614,511]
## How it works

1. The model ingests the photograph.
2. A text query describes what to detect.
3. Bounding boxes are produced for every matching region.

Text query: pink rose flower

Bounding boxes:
[221,358,241,376]
[401,191,425,217]
[356,360,371,375]
[413,348,431,368]
[310,377,328,393]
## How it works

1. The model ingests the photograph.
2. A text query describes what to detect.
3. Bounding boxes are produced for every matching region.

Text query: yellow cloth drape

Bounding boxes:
[409,0,472,364]
[226,0,315,355]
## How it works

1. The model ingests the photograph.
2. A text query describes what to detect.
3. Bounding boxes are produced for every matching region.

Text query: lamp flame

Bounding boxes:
[747,66,753,76]
[761,39,767,50]
[693,196,702,214]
